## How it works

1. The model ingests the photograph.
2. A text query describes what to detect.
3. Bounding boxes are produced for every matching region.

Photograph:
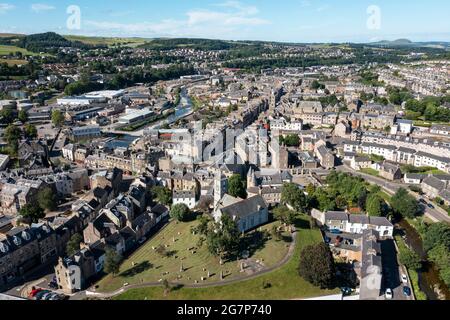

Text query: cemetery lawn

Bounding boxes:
[112,215,339,300]
[97,219,291,293]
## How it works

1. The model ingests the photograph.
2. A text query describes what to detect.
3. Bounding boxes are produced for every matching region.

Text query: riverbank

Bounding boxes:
[397,219,450,300]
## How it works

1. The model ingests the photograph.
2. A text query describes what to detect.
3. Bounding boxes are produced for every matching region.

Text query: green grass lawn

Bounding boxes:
[0,45,36,56]
[360,168,380,177]
[113,215,339,300]
[97,219,291,293]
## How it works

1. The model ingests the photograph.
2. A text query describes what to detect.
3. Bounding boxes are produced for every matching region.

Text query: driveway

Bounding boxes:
[380,240,413,301]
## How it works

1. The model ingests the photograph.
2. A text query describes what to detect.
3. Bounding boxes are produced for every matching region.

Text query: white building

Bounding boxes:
[173,190,197,209]
[320,211,394,238]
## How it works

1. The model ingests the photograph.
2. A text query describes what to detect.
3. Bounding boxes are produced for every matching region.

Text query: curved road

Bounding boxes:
[71,229,298,300]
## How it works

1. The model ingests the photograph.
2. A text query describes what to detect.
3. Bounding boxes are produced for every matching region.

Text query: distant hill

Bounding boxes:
[139,38,251,51]
[0,32,106,52]
[368,38,450,49]
[0,33,25,38]
[64,35,149,47]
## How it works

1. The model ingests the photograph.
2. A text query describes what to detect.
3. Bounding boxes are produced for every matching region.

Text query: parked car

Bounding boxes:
[401,274,408,284]
[385,288,393,300]
[403,287,411,297]
[427,203,435,209]
[35,290,51,300]
[41,292,54,300]
[419,198,427,205]
[330,229,342,234]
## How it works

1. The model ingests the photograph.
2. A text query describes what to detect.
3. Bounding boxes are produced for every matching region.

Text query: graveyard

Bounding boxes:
[96,219,293,293]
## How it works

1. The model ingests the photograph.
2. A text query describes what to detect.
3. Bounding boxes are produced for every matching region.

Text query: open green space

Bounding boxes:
[360,168,380,177]
[98,219,291,293]
[112,215,339,300]
[0,44,37,56]
[0,58,28,66]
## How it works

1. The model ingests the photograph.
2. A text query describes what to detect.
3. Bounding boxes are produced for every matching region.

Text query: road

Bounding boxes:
[336,164,450,224]
[380,239,413,301]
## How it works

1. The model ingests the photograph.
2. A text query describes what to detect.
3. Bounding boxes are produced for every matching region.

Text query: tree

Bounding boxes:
[104,247,123,277]
[228,174,247,199]
[19,204,45,223]
[390,188,420,219]
[305,183,316,196]
[51,109,64,127]
[423,223,450,253]
[37,187,57,212]
[428,244,450,287]
[0,108,14,124]
[206,215,240,261]
[24,123,37,139]
[18,110,28,123]
[170,203,191,222]
[281,134,300,147]
[273,205,297,226]
[3,125,22,156]
[399,247,422,270]
[298,243,335,289]
[366,193,386,217]
[281,183,307,213]
[66,233,83,256]
[152,186,172,206]
[193,214,210,237]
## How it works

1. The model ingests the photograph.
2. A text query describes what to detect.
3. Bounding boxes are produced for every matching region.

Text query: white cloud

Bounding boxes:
[0,3,15,14]
[84,1,270,39]
[316,5,331,12]
[31,3,56,13]
[300,1,311,8]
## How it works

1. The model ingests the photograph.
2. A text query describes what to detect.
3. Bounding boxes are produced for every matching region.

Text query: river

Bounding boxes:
[149,87,193,130]
[397,219,450,300]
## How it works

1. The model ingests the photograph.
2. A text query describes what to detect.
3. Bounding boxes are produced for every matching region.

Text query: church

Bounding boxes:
[212,170,269,233]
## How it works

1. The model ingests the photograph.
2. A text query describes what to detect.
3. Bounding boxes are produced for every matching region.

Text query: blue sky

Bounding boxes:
[0,0,449,42]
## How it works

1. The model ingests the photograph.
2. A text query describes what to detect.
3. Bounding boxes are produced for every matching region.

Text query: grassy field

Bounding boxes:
[0,45,36,56]
[0,58,28,66]
[65,35,148,47]
[97,219,291,293]
[113,215,339,300]
[360,168,380,177]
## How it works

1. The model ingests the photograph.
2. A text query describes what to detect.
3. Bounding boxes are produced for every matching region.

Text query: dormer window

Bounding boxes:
[22,231,31,241]
[0,242,9,253]
[13,236,22,246]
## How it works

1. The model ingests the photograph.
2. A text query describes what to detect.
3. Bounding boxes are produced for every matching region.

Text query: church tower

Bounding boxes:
[214,170,228,207]
[247,167,257,188]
